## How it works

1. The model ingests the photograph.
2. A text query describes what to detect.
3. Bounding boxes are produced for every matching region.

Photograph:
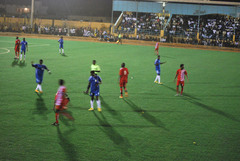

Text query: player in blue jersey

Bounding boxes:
[154,55,166,84]
[58,36,64,55]
[84,71,102,112]
[20,38,28,61]
[31,59,51,93]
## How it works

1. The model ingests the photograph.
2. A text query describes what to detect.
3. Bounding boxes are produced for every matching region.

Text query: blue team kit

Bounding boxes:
[32,64,47,83]
[89,75,102,96]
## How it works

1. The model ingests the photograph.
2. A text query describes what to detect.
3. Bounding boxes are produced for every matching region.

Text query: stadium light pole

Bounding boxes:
[30,0,34,29]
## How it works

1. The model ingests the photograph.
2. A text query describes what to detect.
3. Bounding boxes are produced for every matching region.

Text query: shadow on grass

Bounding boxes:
[19,61,27,68]
[11,59,18,67]
[57,127,79,161]
[59,110,75,127]
[32,96,50,119]
[61,54,68,57]
[93,111,131,157]
[123,99,168,131]
[162,84,239,122]
[100,96,125,123]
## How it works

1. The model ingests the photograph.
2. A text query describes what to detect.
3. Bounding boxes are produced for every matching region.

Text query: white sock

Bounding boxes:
[157,75,160,83]
[36,84,39,90]
[62,49,64,54]
[24,54,26,59]
[20,54,22,59]
[154,76,158,82]
[59,49,61,54]
[97,100,101,108]
[38,84,42,91]
[90,100,94,108]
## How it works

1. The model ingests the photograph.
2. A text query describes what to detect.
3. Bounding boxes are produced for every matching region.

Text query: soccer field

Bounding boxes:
[0,36,240,161]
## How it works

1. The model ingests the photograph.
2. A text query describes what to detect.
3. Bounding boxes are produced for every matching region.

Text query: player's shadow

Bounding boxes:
[162,85,239,122]
[57,127,79,161]
[32,96,50,120]
[123,99,168,131]
[183,97,240,122]
[93,111,131,157]
[61,54,68,57]
[162,84,199,100]
[19,61,27,68]
[100,96,125,123]
[11,59,18,67]
[59,110,75,126]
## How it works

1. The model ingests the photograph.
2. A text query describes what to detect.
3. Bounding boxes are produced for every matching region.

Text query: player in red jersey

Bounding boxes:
[174,64,189,96]
[154,42,160,55]
[14,37,20,59]
[119,63,129,98]
[52,79,73,126]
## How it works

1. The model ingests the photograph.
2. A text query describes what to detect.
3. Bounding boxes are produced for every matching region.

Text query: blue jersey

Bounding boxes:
[155,59,160,70]
[32,64,47,83]
[89,75,102,94]
[21,41,28,50]
[58,38,64,48]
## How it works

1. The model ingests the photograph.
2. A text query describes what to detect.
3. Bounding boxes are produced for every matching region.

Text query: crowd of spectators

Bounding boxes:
[1,14,240,48]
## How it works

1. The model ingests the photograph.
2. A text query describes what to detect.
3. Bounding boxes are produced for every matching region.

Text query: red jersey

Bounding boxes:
[176,69,187,81]
[119,67,129,82]
[55,86,67,106]
[15,39,20,49]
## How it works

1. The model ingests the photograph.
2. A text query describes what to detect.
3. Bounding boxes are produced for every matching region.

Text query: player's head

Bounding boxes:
[93,60,96,65]
[61,36,63,39]
[90,70,95,76]
[158,55,160,59]
[180,64,184,69]
[121,63,125,67]
[16,37,18,39]
[39,59,43,64]
[59,79,64,86]
[23,38,25,41]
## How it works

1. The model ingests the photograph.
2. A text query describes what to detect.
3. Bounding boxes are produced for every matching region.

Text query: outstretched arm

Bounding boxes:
[160,61,166,64]
[45,66,51,74]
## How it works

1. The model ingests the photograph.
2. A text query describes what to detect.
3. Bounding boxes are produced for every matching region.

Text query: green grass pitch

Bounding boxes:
[0,36,240,161]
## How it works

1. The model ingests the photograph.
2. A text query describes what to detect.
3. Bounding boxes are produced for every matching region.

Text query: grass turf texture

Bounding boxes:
[0,36,240,161]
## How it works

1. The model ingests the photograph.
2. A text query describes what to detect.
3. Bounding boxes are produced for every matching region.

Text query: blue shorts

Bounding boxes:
[59,44,63,49]
[36,77,43,84]
[90,91,100,97]
[21,49,26,53]
[156,69,160,75]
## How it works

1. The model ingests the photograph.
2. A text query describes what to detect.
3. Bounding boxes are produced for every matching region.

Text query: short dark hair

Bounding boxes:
[59,79,64,85]
[16,37,18,39]
[180,64,184,67]
[122,63,125,67]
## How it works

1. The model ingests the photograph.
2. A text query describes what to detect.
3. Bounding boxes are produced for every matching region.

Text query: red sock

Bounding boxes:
[176,86,179,94]
[181,87,184,95]
[120,88,123,96]
[55,113,59,123]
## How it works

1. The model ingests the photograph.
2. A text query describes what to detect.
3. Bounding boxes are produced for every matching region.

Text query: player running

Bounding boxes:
[119,63,129,98]
[91,60,101,74]
[155,42,160,55]
[14,37,20,59]
[154,55,166,84]
[58,36,64,55]
[20,38,28,61]
[174,64,189,96]
[31,59,51,94]
[52,79,73,126]
[84,71,102,112]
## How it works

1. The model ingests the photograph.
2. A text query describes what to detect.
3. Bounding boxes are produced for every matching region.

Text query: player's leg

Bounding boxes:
[180,82,184,95]
[157,72,162,84]
[52,108,60,126]
[62,47,64,55]
[154,70,159,83]
[88,94,94,111]
[23,50,26,60]
[38,82,43,93]
[96,95,101,112]
[119,82,123,98]
[20,50,23,60]
[175,81,180,96]
[124,82,128,97]
[59,46,62,54]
